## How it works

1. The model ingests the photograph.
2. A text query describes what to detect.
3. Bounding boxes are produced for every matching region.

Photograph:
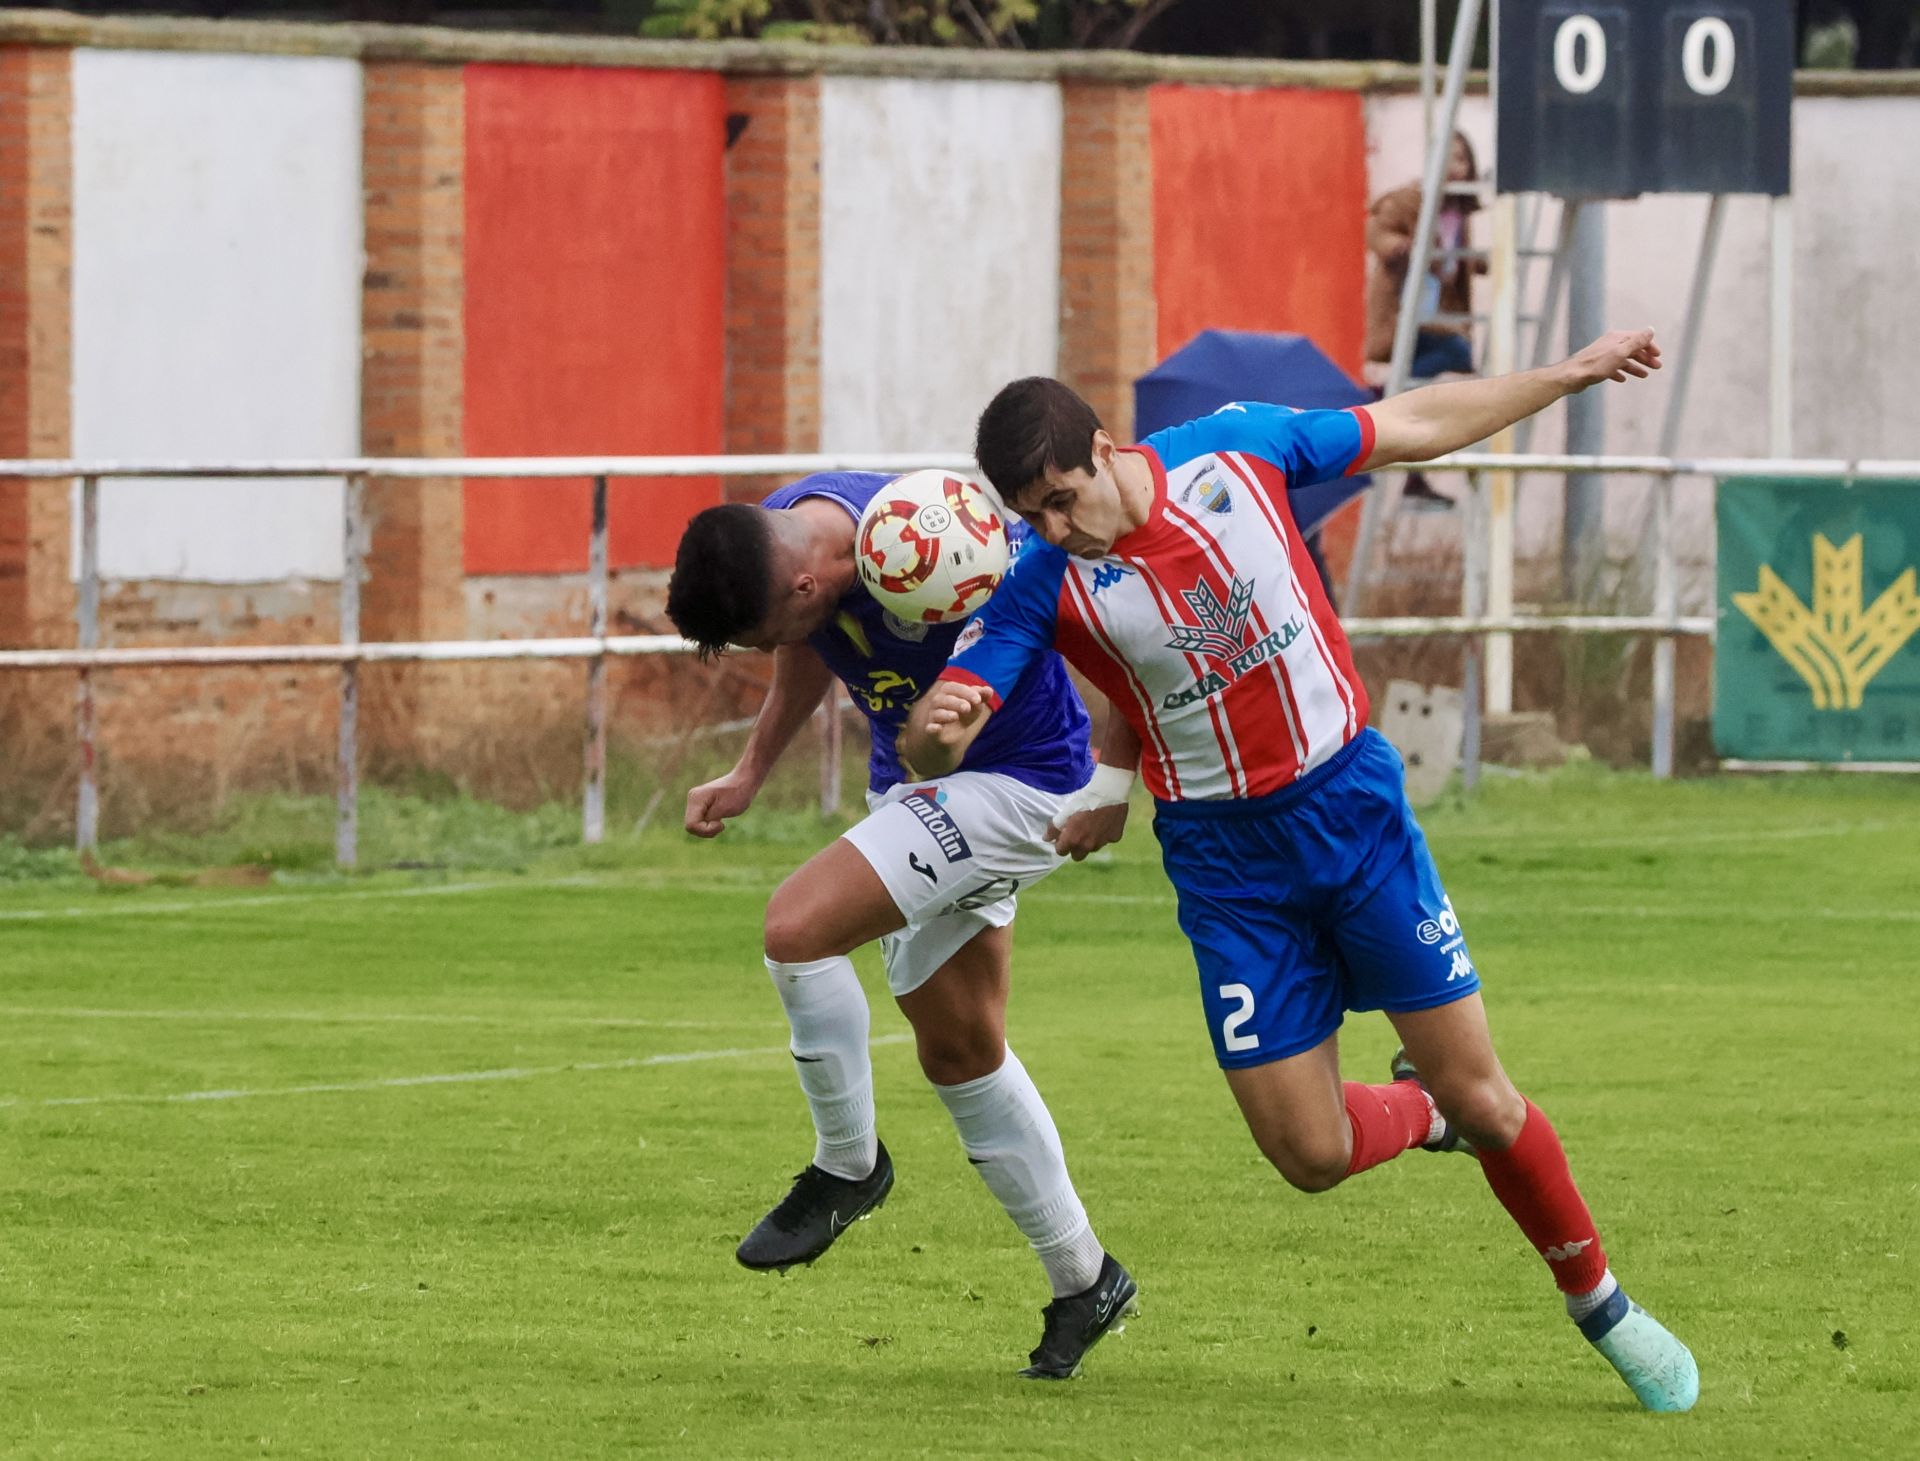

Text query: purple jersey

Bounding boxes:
[761,472,1092,795]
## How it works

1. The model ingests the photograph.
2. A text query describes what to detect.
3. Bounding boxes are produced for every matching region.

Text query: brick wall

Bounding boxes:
[361,60,468,765]
[1057,81,1155,441]
[0,46,72,649]
[723,75,821,505]
[0,46,73,814]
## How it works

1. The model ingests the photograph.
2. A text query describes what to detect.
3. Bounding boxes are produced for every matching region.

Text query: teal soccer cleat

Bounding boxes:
[1577,1287,1700,1413]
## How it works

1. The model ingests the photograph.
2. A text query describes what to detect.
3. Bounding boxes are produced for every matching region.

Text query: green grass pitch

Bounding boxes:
[2,767,1915,1458]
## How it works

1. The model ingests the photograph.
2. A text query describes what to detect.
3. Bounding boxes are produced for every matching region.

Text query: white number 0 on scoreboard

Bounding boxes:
[1552,12,1737,96]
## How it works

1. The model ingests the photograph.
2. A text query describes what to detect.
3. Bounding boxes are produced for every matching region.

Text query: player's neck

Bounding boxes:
[790,499,859,597]
[1114,449,1156,533]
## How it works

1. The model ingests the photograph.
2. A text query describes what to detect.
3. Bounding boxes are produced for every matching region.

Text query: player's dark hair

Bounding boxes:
[666,504,773,660]
[974,377,1104,503]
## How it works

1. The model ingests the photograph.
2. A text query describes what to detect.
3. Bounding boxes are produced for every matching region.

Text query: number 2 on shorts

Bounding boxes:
[1218,982,1258,1053]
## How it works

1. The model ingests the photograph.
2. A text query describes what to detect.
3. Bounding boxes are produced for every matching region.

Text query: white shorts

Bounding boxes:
[840,769,1078,997]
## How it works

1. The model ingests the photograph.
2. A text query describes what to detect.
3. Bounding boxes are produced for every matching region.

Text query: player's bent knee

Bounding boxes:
[1272,1151,1347,1193]
[1253,1129,1350,1193]
[762,898,832,966]
[915,1033,1002,1087]
[1440,1079,1526,1150]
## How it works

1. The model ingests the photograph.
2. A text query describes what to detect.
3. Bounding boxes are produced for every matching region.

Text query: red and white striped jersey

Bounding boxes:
[942,403,1374,802]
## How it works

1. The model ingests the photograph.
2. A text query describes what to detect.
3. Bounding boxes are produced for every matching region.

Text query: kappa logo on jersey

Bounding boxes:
[1162,576,1305,710]
[902,786,973,863]
[1089,563,1133,595]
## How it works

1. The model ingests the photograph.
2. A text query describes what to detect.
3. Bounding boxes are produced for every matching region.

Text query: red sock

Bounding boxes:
[1477,1099,1610,1294]
[1342,1081,1435,1177]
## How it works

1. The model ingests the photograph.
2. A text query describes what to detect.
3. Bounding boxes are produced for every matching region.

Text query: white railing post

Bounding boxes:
[1770,196,1794,458]
[1461,469,1487,791]
[818,684,843,818]
[1651,472,1678,779]
[584,474,609,845]
[336,474,365,871]
[75,475,100,853]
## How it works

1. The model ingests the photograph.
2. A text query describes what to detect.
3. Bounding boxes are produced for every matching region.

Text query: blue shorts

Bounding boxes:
[1151,728,1480,1069]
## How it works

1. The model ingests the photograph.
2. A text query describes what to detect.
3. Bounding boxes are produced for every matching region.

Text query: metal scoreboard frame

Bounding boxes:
[1495,0,1794,199]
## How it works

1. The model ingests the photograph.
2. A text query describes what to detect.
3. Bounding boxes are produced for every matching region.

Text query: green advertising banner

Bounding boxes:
[1715,478,1920,762]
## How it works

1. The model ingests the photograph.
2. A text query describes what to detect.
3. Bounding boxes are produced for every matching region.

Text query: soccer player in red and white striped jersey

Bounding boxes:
[902,328,1699,1412]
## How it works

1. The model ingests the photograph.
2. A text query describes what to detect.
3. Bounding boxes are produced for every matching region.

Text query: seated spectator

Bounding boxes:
[1365,132,1485,506]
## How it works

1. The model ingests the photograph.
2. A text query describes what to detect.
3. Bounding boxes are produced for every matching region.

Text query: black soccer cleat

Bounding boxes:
[735,1140,894,1275]
[1019,1252,1140,1380]
[1389,1048,1475,1154]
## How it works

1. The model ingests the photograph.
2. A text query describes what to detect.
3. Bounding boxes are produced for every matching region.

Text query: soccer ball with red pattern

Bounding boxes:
[855,470,1009,624]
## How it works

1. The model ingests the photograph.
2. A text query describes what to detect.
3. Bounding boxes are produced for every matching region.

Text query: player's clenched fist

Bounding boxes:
[921,680,993,734]
[685,771,756,837]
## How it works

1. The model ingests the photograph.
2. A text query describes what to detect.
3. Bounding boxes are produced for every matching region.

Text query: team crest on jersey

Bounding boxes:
[1179,475,1233,514]
[882,608,931,643]
[1162,575,1305,710]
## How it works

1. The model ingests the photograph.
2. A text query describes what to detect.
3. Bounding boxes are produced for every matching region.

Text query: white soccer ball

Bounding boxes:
[855,470,1010,624]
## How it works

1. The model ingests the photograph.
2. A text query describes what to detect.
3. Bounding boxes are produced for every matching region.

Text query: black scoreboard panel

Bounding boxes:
[1496,0,1793,197]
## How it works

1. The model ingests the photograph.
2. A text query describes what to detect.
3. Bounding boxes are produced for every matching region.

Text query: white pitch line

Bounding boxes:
[0,815,1899,925]
[1035,890,1920,923]
[0,1032,915,1111]
[0,1004,772,1033]
[0,868,772,924]
[1430,819,1903,850]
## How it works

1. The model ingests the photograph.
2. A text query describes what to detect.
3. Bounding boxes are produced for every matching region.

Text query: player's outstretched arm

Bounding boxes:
[900,680,996,780]
[685,643,835,837]
[1361,328,1661,472]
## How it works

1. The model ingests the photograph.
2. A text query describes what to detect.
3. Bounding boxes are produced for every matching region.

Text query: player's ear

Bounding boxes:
[1090,429,1117,474]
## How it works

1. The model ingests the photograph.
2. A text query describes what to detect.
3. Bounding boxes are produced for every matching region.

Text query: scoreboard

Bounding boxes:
[1495,0,1793,197]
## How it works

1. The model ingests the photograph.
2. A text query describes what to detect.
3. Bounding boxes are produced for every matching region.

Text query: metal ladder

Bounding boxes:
[1343,0,1586,612]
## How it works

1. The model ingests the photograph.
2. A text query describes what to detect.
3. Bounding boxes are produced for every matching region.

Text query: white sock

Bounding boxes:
[1566,1268,1621,1322]
[935,1046,1105,1298]
[765,955,877,1181]
[1422,1091,1447,1146]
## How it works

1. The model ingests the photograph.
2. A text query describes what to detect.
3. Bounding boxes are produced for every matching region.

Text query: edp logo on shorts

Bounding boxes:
[903,786,974,863]
[1416,897,1462,946]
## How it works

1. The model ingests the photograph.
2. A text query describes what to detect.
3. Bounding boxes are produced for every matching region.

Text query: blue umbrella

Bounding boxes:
[1133,329,1372,534]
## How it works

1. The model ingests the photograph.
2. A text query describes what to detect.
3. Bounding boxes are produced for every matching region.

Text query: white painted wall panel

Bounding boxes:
[72,50,361,582]
[821,77,1061,455]
[1364,94,1920,603]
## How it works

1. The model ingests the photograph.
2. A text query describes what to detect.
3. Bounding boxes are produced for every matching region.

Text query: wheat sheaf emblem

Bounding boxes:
[1732,533,1920,710]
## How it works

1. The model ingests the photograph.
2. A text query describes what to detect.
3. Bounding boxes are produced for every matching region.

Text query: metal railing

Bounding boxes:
[3,449,1915,864]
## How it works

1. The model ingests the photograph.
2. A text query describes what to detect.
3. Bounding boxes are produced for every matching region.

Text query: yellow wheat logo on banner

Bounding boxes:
[1732,534,1920,709]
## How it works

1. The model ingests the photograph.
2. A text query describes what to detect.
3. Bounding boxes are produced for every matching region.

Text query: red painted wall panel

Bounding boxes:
[1149,86,1368,375]
[463,65,725,574]
[1149,86,1370,574]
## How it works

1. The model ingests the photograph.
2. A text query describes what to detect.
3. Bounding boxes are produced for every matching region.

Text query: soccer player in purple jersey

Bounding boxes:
[902,329,1699,1412]
[666,473,1140,1378]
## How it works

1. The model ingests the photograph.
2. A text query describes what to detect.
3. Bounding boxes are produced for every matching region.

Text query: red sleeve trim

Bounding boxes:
[1345,405,1376,476]
[935,665,1004,711]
